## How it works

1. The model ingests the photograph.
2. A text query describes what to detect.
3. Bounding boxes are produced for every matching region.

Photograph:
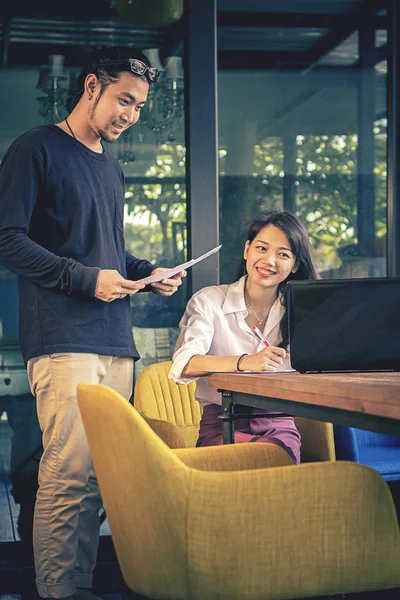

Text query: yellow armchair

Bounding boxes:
[134,360,201,449]
[78,383,400,600]
[134,361,336,461]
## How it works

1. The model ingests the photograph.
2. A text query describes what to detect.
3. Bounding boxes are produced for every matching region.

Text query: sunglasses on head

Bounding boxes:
[128,58,161,83]
[93,58,161,83]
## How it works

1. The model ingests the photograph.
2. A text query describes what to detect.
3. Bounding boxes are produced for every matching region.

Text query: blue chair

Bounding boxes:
[334,426,400,482]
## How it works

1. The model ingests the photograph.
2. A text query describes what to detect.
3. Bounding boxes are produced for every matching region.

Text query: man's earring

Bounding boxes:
[89,95,93,101]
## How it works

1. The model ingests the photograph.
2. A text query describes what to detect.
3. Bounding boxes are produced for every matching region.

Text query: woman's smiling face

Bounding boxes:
[244,224,297,290]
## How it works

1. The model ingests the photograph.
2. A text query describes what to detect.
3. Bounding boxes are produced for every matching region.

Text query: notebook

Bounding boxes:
[286,277,400,373]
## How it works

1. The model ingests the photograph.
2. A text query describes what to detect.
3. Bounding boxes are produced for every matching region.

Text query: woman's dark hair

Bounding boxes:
[243,210,318,346]
[245,210,318,282]
[67,45,152,112]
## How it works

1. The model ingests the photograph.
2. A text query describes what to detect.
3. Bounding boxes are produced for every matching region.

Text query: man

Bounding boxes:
[0,46,185,600]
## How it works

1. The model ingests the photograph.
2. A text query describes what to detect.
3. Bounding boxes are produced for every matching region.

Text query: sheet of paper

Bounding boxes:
[198,357,296,374]
[247,356,295,373]
[199,369,296,374]
[243,368,296,374]
[137,244,222,285]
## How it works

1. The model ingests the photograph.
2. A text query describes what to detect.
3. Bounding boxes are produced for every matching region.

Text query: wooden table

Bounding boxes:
[208,371,400,443]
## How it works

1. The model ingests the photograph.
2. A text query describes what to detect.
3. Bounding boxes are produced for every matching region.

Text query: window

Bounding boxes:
[217,5,387,283]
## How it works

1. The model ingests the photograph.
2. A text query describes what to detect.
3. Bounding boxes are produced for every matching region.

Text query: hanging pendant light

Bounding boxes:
[114,0,183,27]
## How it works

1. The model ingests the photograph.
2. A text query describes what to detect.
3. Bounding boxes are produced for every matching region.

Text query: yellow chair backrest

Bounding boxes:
[134,360,202,448]
[295,417,336,462]
[78,382,400,600]
[78,383,190,599]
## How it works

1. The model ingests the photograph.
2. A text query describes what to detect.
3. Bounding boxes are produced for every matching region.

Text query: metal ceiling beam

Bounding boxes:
[218,50,309,70]
[0,0,115,19]
[1,16,168,66]
[218,50,389,80]
[351,42,387,69]
[0,17,11,66]
[302,0,388,74]
[218,11,387,30]
[376,42,388,61]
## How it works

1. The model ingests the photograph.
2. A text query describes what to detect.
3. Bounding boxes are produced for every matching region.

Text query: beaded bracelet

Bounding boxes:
[236,353,248,372]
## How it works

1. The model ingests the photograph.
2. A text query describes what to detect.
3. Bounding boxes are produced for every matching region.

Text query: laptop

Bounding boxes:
[286,278,400,373]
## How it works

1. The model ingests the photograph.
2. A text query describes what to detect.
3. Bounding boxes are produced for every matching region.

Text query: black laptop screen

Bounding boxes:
[286,278,400,373]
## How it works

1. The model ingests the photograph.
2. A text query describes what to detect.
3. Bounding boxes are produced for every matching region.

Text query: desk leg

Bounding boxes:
[221,391,235,444]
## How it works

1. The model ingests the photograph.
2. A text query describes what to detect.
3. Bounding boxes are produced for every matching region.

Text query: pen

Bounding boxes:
[252,325,271,347]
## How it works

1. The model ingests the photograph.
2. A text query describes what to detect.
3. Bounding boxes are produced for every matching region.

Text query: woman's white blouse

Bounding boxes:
[169,276,285,406]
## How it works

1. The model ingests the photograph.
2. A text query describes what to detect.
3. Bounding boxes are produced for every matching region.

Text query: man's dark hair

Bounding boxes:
[68,45,152,111]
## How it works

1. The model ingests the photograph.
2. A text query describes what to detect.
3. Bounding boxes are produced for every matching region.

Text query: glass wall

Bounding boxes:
[217,7,387,284]
[0,15,186,549]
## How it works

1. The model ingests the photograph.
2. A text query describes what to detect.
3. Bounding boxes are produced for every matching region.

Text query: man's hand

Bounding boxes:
[94,269,145,302]
[150,268,187,296]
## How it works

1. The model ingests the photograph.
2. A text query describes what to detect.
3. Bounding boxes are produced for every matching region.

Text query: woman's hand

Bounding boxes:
[240,346,288,372]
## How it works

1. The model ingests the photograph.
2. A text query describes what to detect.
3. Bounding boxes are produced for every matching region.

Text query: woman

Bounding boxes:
[169,210,318,464]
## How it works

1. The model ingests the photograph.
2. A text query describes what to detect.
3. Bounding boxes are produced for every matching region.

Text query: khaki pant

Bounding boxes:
[27,353,134,599]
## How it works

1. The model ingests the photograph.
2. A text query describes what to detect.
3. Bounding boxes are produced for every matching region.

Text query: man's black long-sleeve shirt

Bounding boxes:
[0,125,153,364]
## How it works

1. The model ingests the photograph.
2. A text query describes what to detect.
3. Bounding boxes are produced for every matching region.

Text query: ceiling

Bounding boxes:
[0,0,388,69]
[0,0,389,170]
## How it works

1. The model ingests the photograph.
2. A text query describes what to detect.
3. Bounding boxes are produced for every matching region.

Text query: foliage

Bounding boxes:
[219,122,387,277]
[293,127,387,273]
[122,121,387,278]
[123,143,186,266]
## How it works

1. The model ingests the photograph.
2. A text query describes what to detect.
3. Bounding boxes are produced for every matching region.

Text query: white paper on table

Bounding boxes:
[198,368,296,375]
[138,244,222,285]
[248,356,295,373]
[198,357,296,374]
[200,369,296,374]
[245,368,296,374]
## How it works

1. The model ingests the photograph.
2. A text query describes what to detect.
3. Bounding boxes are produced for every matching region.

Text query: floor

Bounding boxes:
[1,592,400,600]
[0,596,126,600]
[0,415,17,542]
[1,412,399,600]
